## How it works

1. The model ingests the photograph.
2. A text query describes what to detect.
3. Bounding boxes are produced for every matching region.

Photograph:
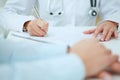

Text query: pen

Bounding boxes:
[33,6,47,34]
[33,6,41,19]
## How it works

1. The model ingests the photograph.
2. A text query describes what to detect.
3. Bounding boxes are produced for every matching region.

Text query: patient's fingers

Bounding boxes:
[96,71,112,80]
[109,62,120,73]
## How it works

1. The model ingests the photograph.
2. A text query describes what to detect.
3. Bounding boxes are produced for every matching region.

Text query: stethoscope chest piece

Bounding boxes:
[89,0,98,17]
[89,7,98,17]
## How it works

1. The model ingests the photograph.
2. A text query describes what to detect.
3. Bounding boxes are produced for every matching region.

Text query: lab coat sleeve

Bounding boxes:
[0,0,36,32]
[0,54,85,80]
[100,0,120,30]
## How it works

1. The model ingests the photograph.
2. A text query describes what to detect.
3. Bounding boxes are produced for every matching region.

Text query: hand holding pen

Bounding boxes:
[23,6,49,37]
[24,19,48,37]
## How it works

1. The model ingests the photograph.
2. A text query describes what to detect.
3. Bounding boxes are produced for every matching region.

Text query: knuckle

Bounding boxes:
[102,31,107,35]
[106,49,112,53]
[104,27,110,31]
[43,21,48,27]
[45,22,49,27]
[105,56,112,63]
[39,31,45,35]
[43,23,46,26]
[110,29,114,33]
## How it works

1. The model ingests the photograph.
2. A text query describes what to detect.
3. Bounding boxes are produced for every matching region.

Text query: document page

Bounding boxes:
[7,27,120,60]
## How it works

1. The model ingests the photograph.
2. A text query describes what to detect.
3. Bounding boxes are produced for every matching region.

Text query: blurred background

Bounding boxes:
[0,0,7,38]
[0,0,7,8]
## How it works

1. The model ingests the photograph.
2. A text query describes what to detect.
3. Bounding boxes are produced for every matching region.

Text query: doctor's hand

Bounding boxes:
[69,38,118,77]
[24,19,48,37]
[83,21,118,41]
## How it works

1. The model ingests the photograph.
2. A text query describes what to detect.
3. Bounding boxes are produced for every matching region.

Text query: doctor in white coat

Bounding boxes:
[0,0,120,41]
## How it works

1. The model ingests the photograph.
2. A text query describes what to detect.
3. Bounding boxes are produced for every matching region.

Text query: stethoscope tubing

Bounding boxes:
[48,0,98,16]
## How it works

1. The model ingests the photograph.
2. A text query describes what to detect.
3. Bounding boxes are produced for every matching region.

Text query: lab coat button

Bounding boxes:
[50,12,53,15]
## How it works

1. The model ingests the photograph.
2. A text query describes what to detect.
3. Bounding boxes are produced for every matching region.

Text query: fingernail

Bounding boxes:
[103,75,112,80]
[105,39,108,41]
[100,38,104,41]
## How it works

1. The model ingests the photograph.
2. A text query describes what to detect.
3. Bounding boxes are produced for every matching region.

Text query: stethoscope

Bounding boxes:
[48,0,98,17]
[89,0,98,17]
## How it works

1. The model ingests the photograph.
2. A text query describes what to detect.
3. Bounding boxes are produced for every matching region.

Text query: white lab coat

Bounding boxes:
[0,0,120,32]
[0,38,85,80]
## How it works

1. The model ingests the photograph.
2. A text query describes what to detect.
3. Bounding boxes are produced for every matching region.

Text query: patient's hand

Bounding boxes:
[69,38,119,77]
[24,19,48,37]
[95,62,120,79]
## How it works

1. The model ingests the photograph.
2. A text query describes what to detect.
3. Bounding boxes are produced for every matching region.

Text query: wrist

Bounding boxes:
[67,46,71,54]
[23,21,31,32]
[104,20,118,28]
[108,20,118,26]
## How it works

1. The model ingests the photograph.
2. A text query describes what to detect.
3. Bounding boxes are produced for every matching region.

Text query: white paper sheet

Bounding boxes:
[7,27,120,60]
